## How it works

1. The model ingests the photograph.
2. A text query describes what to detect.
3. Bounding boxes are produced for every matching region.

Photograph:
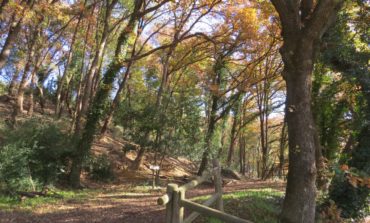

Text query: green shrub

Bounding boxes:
[0,119,74,193]
[0,143,40,193]
[328,168,369,218]
[195,189,283,223]
[329,126,370,219]
[85,154,114,182]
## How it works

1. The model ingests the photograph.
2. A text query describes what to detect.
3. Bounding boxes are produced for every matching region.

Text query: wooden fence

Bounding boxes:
[157,160,253,223]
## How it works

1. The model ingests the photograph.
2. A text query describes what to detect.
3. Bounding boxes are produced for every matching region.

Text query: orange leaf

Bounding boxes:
[340,164,349,171]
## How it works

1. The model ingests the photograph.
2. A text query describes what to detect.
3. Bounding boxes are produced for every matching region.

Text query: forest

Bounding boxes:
[0,0,369,222]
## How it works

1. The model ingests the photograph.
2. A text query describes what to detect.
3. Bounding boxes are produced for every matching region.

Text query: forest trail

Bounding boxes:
[0,180,284,223]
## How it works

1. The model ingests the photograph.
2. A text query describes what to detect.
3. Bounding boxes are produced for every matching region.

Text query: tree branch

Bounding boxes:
[303,0,344,39]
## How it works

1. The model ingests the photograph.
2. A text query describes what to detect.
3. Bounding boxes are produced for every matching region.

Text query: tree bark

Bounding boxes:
[70,14,92,132]
[226,104,239,167]
[278,117,287,178]
[256,74,270,179]
[100,35,138,136]
[8,61,22,96]
[217,116,228,158]
[132,146,146,170]
[27,47,43,116]
[197,115,215,175]
[132,38,176,170]
[239,134,246,175]
[36,83,45,114]
[55,16,81,116]
[197,74,220,175]
[16,48,34,114]
[27,70,37,116]
[0,0,33,68]
[280,55,317,223]
[197,54,227,175]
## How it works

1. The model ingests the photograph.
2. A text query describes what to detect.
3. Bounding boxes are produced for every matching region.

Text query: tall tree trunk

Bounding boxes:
[90,46,105,100]
[278,117,287,178]
[55,16,81,116]
[8,61,22,96]
[74,0,117,135]
[217,116,228,157]
[197,93,218,175]
[280,41,317,223]
[239,134,246,175]
[132,41,175,170]
[226,106,239,167]
[197,123,214,175]
[256,76,270,179]
[16,51,34,114]
[314,125,327,190]
[69,0,143,188]
[27,49,42,116]
[197,56,224,176]
[100,33,139,135]
[100,62,131,135]
[0,0,33,68]
[36,84,45,114]
[15,3,47,115]
[270,1,343,222]
[27,70,37,116]
[132,145,146,170]
[70,16,91,132]
[0,13,24,68]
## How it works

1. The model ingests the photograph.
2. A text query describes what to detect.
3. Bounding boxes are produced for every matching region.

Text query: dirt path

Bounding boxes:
[0,180,284,223]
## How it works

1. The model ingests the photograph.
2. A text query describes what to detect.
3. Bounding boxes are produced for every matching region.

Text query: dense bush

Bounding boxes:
[328,171,369,218]
[329,124,370,219]
[85,154,115,182]
[0,119,74,193]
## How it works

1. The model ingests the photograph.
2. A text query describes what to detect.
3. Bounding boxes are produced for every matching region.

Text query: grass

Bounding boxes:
[0,186,284,223]
[193,188,284,223]
[0,183,161,212]
[0,189,97,211]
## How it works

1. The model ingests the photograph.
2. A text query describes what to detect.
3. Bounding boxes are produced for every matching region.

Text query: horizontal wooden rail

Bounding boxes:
[158,160,252,223]
[157,171,212,206]
[180,199,253,223]
[158,193,170,205]
[183,193,221,223]
[179,171,211,191]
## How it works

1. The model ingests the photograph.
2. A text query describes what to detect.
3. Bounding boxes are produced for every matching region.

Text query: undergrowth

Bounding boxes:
[194,188,284,223]
[0,189,96,211]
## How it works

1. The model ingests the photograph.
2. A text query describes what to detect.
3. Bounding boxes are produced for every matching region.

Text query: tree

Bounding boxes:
[68,0,146,187]
[0,0,35,68]
[270,1,344,222]
[73,0,119,133]
[196,1,265,175]
[253,51,283,179]
[129,0,222,170]
[68,0,173,187]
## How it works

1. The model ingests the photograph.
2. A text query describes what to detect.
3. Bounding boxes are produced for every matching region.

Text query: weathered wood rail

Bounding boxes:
[157,160,253,223]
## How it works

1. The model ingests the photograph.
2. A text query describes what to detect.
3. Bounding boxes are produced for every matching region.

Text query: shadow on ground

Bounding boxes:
[0,180,285,223]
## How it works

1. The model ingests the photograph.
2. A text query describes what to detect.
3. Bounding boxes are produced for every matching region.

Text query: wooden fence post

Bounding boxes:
[172,186,185,223]
[166,184,177,223]
[212,159,224,212]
